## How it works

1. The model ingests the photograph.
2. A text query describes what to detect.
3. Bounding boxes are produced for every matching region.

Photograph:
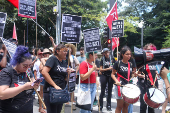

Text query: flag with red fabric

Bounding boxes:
[7,0,18,8]
[112,37,119,50]
[106,1,118,30]
[12,23,17,40]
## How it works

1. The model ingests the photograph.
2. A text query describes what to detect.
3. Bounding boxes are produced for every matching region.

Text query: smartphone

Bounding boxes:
[31,77,44,86]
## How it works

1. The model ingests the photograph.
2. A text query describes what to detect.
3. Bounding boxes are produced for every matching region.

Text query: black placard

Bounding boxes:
[0,12,7,37]
[18,0,36,19]
[61,14,82,43]
[112,20,124,37]
[83,28,101,52]
[0,37,17,58]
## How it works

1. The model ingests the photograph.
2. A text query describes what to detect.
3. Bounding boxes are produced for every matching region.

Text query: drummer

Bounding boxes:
[111,46,136,113]
[137,43,158,113]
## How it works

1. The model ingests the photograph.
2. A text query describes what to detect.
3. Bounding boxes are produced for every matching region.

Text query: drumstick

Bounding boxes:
[26,72,47,109]
[142,72,157,88]
[154,74,158,86]
[114,83,133,89]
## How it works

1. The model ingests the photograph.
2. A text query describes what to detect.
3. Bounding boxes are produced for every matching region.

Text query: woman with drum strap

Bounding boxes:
[99,48,115,111]
[138,43,158,113]
[111,46,135,113]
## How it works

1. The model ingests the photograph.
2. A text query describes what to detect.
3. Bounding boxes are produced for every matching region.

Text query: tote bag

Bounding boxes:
[76,62,92,111]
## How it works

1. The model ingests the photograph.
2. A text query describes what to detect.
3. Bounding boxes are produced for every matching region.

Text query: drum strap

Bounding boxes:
[146,64,156,85]
[117,62,130,97]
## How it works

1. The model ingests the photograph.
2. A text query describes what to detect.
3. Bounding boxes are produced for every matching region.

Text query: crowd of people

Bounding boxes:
[0,37,170,113]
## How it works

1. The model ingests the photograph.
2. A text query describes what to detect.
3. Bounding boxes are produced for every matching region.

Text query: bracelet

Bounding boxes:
[166,86,170,91]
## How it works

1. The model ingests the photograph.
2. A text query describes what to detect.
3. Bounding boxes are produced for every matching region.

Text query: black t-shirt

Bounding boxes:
[44,55,67,92]
[113,60,133,85]
[128,58,137,68]
[100,56,115,76]
[0,67,34,113]
[138,61,158,88]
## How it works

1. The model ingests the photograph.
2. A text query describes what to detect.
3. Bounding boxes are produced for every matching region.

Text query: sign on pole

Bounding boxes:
[112,20,124,37]
[18,0,36,19]
[0,12,7,37]
[61,14,82,43]
[83,28,101,52]
[0,37,17,58]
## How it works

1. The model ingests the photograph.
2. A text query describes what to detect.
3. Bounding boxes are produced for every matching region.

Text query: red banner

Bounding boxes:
[112,37,119,50]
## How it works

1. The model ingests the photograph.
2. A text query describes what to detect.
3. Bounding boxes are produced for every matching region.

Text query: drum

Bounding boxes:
[144,88,165,108]
[122,84,141,104]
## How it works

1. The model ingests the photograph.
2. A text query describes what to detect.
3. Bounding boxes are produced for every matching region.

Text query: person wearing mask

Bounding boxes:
[0,46,40,113]
[79,51,97,113]
[138,43,158,113]
[111,46,135,113]
[99,48,115,111]
[41,44,71,113]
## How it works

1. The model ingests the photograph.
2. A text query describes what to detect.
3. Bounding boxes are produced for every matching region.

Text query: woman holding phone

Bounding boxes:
[0,46,40,113]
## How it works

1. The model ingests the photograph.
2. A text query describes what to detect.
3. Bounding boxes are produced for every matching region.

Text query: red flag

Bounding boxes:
[106,1,118,30]
[12,23,17,40]
[112,37,119,50]
[7,0,18,8]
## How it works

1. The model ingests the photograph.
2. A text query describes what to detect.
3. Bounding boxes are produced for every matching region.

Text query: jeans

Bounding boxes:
[44,93,63,113]
[80,83,96,113]
[128,104,133,113]
[99,75,113,109]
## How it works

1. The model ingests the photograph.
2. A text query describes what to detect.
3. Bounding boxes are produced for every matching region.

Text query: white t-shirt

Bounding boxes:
[69,55,79,69]
[33,59,41,78]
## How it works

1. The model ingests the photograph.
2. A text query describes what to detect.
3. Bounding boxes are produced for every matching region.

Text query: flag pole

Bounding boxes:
[24,30,25,46]
[36,9,37,48]
[117,37,118,60]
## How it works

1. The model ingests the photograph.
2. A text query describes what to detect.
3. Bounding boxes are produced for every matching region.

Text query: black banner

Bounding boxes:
[112,20,124,37]
[83,28,101,52]
[18,0,36,19]
[0,12,7,37]
[0,37,17,58]
[61,14,82,43]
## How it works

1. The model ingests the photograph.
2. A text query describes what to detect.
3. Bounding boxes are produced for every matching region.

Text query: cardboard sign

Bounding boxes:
[112,20,124,37]
[0,37,17,58]
[61,14,82,43]
[0,12,7,37]
[83,28,101,52]
[18,0,36,19]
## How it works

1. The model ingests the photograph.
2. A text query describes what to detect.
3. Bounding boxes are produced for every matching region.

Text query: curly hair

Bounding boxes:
[10,46,32,66]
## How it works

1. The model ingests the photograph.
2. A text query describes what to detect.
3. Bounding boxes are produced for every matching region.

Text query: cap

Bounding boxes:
[102,48,110,53]
[49,47,53,52]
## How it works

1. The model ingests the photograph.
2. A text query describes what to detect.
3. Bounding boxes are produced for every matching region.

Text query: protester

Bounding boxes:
[99,48,115,111]
[77,47,86,84]
[138,43,158,113]
[0,44,7,71]
[111,46,134,113]
[33,48,46,113]
[41,44,71,113]
[0,46,40,113]
[79,51,97,113]
[160,67,170,102]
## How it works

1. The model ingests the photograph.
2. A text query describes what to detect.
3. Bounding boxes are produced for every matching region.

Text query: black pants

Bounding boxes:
[44,93,63,113]
[139,86,155,113]
[99,75,113,109]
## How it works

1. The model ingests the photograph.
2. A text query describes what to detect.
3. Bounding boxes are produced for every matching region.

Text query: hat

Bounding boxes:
[49,47,54,52]
[43,48,51,54]
[65,44,76,55]
[102,48,110,53]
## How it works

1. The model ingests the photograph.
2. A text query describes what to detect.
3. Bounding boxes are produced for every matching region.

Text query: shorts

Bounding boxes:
[114,85,123,99]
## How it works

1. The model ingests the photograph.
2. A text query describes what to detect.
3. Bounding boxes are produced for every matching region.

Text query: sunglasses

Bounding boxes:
[60,48,68,52]
[22,64,32,69]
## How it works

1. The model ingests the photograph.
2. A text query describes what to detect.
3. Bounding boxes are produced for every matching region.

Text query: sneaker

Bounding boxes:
[72,104,76,110]
[93,100,98,106]
[106,106,112,111]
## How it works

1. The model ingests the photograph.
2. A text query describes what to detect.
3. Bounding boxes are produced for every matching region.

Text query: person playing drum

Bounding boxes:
[137,43,158,113]
[111,46,136,113]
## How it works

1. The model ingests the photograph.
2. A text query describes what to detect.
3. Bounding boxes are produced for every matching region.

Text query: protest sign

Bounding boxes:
[83,28,101,52]
[61,14,82,43]
[112,20,124,37]
[0,12,7,37]
[0,37,17,58]
[18,0,36,19]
